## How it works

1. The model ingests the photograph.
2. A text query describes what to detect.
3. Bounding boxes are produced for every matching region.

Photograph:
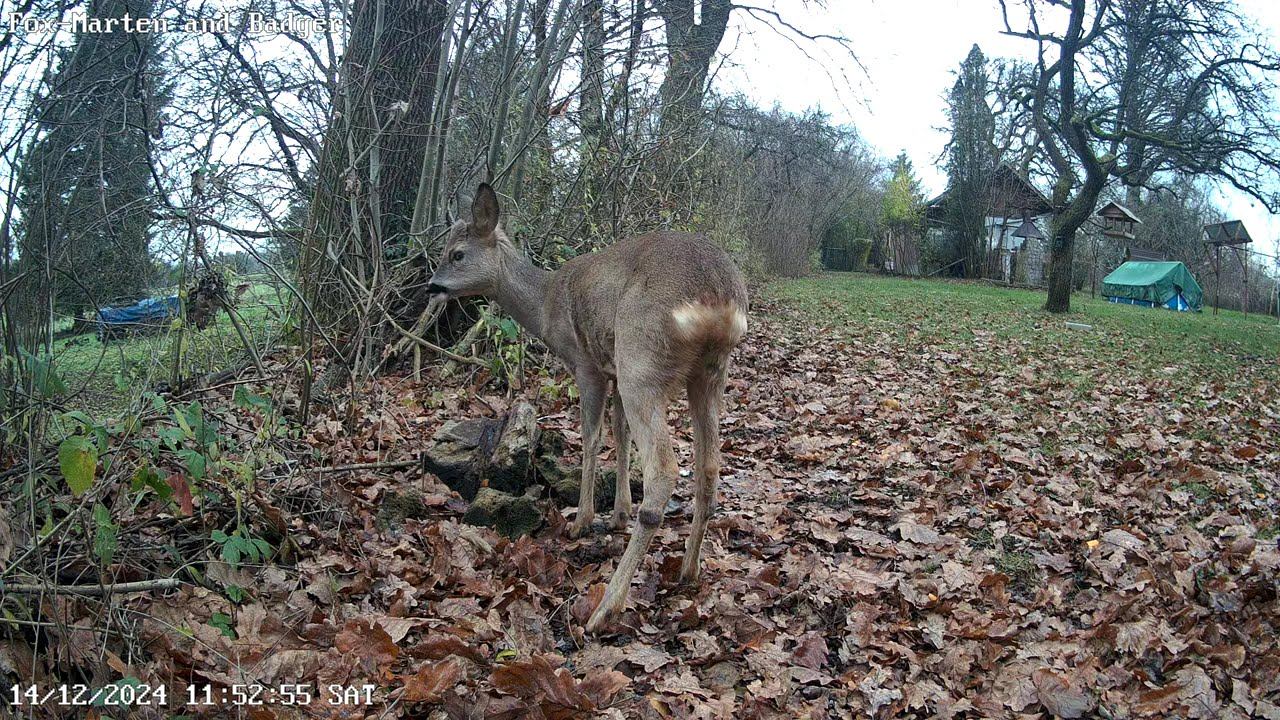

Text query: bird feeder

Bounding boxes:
[1096,201,1141,240]
[1203,220,1254,316]
[1011,211,1045,242]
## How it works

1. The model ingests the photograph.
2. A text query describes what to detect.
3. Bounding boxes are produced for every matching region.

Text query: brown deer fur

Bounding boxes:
[425,184,747,631]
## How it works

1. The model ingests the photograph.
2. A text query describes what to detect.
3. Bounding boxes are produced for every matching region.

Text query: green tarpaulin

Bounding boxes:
[1101,261,1203,311]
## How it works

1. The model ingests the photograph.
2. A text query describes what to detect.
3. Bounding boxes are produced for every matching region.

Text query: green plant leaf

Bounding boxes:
[172,404,194,438]
[222,539,242,567]
[498,317,519,341]
[210,613,236,639]
[157,426,185,450]
[21,350,67,398]
[178,449,206,480]
[58,435,98,496]
[93,677,142,707]
[92,503,118,566]
[234,386,271,413]
[250,538,272,560]
[183,401,218,447]
[131,463,173,502]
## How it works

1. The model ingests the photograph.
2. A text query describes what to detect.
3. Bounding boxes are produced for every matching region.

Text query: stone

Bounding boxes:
[462,487,543,538]
[487,402,540,495]
[376,490,430,528]
[542,461,643,513]
[422,403,539,500]
[421,402,645,523]
[704,661,741,691]
[423,417,500,499]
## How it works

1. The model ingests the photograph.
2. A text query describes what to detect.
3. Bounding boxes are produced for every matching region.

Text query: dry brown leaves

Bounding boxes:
[8,290,1279,720]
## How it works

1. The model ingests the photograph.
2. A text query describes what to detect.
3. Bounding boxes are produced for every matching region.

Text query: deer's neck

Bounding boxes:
[493,248,552,340]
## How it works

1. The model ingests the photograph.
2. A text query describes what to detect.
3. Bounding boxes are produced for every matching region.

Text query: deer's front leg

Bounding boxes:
[609,390,632,531]
[568,371,608,539]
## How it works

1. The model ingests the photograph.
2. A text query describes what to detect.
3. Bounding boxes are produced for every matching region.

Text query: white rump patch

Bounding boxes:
[671,303,704,331]
[671,302,748,344]
[732,307,748,339]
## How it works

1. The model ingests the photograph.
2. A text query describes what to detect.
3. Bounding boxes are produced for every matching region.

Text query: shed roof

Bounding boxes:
[1203,220,1252,245]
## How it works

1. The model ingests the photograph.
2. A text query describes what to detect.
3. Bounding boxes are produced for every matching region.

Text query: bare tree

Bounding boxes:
[655,0,731,139]
[1000,0,1280,313]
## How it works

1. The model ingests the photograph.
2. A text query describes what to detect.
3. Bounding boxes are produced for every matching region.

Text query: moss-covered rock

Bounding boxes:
[462,487,543,538]
[423,417,499,499]
[423,403,541,500]
[488,402,540,495]
[540,457,644,513]
[376,490,430,528]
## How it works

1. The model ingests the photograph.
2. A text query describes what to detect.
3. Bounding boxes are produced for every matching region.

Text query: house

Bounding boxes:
[924,163,1054,285]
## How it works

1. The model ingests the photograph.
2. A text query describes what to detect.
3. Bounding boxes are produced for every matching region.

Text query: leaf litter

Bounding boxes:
[5,286,1280,719]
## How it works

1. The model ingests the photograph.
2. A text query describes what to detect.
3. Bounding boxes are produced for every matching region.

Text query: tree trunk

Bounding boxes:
[300,0,448,373]
[1043,174,1104,313]
[580,0,605,151]
[656,0,731,160]
[1043,226,1076,313]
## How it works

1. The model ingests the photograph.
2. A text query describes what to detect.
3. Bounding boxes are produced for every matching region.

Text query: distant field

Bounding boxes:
[38,271,1280,417]
[47,280,289,415]
[773,272,1280,387]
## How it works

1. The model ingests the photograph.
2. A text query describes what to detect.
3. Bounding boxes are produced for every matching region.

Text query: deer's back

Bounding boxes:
[548,232,747,383]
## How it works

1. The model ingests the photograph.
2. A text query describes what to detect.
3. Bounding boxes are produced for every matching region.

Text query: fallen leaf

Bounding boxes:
[1032,668,1094,719]
[400,656,467,703]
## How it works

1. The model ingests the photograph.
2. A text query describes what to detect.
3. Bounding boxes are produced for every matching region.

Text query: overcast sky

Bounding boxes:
[717,0,1280,259]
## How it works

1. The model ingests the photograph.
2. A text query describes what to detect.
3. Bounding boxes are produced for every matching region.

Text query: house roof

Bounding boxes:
[925,163,1054,222]
[1126,246,1165,262]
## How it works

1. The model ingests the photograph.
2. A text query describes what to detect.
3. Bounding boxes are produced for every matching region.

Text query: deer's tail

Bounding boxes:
[670,300,748,352]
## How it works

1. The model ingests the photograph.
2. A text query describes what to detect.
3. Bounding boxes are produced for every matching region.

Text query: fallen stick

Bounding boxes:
[315,458,420,474]
[385,311,489,368]
[2,578,182,596]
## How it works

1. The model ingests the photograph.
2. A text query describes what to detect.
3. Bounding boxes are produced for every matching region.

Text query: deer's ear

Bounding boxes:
[471,183,499,240]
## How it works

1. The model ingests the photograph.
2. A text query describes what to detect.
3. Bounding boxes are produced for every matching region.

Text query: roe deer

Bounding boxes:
[425,184,748,632]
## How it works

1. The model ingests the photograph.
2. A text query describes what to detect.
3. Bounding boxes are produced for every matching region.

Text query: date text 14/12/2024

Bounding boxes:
[9,683,377,708]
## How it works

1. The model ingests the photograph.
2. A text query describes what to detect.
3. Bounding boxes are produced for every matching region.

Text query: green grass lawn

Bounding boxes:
[772,272,1280,388]
[37,271,1280,417]
[47,281,288,415]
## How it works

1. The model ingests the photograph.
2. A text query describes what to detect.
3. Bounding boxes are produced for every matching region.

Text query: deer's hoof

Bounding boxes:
[679,560,702,585]
[567,518,593,539]
[585,604,617,633]
[608,510,630,532]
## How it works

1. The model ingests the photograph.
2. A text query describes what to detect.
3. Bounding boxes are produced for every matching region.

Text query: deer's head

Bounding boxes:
[427,183,506,303]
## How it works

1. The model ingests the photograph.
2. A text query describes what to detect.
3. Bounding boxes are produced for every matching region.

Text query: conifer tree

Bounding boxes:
[944,44,996,279]
[18,0,164,316]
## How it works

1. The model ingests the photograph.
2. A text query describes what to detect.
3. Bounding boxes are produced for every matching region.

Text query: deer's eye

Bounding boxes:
[450,250,464,263]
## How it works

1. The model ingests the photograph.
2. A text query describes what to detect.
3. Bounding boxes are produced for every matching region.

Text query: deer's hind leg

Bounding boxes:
[609,389,632,531]
[680,358,728,584]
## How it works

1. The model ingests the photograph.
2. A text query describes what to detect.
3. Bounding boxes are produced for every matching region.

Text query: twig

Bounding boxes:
[384,311,488,367]
[314,458,421,474]
[2,578,182,595]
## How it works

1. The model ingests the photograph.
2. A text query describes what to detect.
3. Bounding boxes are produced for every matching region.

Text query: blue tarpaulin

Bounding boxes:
[97,297,180,332]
